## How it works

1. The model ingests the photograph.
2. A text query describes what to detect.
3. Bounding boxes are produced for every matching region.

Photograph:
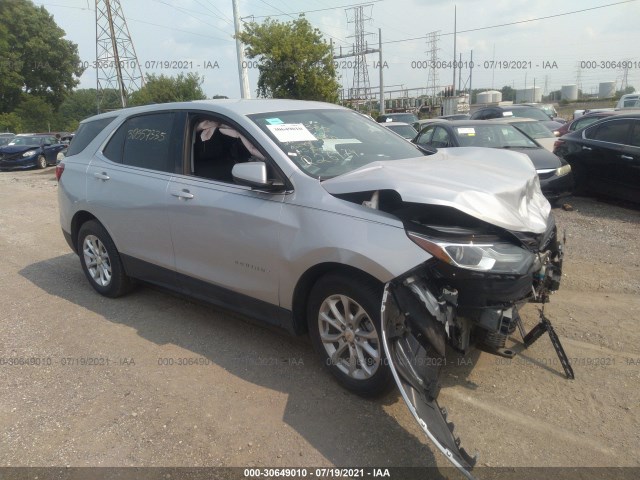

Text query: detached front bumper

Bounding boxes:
[380,229,565,479]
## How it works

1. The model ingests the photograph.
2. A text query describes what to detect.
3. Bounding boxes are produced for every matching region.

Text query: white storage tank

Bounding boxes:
[516,87,542,103]
[599,81,616,99]
[561,84,578,101]
[477,91,492,104]
[488,90,502,103]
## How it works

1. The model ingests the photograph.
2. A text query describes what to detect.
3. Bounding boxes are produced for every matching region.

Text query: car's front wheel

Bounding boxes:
[308,273,393,397]
[77,220,134,298]
[37,155,47,169]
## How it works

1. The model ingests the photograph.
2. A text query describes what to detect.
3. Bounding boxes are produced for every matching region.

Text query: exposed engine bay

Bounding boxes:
[339,189,572,479]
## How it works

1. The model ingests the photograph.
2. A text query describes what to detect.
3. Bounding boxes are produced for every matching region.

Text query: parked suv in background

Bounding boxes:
[58,99,566,477]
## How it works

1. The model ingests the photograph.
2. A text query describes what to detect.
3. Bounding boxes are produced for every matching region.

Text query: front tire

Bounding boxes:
[78,220,134,298]
[308,273,393,397]
[37,155,47,169]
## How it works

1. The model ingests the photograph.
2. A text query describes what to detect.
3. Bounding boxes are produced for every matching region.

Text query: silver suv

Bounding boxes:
[58,99,565,476]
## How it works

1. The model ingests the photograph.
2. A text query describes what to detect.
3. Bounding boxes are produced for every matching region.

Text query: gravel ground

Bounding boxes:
[0,169,638,479]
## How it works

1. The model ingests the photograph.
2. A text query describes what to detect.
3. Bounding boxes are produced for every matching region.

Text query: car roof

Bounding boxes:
[383,122,413,127]
[438,120,505,127]
[487,117,539,123]
[80,99,347,124]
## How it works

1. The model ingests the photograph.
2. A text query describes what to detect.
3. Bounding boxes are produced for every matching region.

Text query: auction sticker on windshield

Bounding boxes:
[457,127,476,135]
[267,123,317,142]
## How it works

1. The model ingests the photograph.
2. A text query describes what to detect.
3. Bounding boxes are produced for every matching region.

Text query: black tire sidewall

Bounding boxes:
[308,273,393,397]
[77,220,131,298]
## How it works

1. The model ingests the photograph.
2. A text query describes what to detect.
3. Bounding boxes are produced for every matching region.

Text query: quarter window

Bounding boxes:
[103,113,175,172]
[67,116,116,156]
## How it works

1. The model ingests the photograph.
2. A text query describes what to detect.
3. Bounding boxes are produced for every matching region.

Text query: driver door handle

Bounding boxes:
[171,189,194,200]
[582,146,592,151]
[620,155,633,160]
[94,172,110,180]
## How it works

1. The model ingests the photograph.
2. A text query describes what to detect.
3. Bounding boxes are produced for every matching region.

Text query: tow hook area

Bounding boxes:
[381,282,477,480]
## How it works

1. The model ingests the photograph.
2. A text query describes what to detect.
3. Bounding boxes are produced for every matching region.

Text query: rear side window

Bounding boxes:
[587,120,631,144]
[66,117,116,156]
[103,113,175,173]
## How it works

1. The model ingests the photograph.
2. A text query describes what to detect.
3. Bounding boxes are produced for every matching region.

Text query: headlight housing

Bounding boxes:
[22,150,38,157]
[555,164,571,177]
[408,231,535,274]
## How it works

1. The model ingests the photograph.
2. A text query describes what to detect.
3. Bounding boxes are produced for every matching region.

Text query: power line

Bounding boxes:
[381,0,637,45]
[245,0,383,19]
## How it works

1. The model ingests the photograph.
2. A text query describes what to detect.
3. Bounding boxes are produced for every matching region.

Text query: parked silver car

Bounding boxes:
[57,99,567,478]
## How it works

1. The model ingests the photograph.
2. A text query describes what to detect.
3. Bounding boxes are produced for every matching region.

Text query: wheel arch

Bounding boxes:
[291,262,384,335]
[70,210,99,254]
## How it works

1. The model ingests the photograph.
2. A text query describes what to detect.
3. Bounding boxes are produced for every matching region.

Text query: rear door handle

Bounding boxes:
[171,189,194,200]
[94,172,110,180]
[582,146,592,151]
[620,155,634,160]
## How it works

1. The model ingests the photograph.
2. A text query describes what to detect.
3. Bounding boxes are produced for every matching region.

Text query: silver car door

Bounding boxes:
[86,112,178,278]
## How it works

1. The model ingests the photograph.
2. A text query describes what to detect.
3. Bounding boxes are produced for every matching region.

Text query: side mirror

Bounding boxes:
[232,162,284,191]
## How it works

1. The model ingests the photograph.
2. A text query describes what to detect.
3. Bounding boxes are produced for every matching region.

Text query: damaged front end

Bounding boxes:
[380,205,567,479]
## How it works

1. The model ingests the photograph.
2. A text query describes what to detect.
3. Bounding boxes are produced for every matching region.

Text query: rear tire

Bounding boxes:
[308,272,393,397]
[78,220,134,298]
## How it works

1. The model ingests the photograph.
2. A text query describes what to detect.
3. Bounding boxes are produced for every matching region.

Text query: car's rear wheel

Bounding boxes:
[78,220,134,298]
[308,273,393,397]
[37,155,47,169]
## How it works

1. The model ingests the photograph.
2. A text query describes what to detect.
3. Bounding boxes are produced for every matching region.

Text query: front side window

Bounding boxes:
[103,113,175,172]
[250,109,423,179]
[431,127,451,148]
[416,126,435,145]
[587,119,631,144]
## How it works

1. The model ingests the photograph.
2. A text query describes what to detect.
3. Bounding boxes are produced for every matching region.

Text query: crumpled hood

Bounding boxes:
[322,147,551,234]
[0,145,39,155]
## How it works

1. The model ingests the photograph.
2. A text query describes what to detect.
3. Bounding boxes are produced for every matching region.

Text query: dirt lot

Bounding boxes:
[1,168,639,479]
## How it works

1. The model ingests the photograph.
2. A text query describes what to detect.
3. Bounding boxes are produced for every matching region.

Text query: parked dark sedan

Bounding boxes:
[0,134,66,170]
[470,105,564,135]
[414,120,574,201]
[553,113,640,203]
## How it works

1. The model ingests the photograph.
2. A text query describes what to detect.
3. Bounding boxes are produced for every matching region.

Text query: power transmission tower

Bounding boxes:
[621,62,629,91]
[95,0,145,112]
[575,64,582,99]
[426,31,440,108]
[341,4,377,107]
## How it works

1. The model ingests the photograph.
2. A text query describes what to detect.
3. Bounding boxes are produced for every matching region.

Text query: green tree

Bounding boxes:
[129,73,207,106]
[0,0,83,112]
[501,85,516,102]
[237,17,340,102]
[58,88,121,130]
[0,112,23,133]
[14,95,55,132]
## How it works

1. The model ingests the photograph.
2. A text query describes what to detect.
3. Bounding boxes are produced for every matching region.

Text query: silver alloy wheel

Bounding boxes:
[318,294,381,380]
[37,155,47,169]
[83,235,112,287]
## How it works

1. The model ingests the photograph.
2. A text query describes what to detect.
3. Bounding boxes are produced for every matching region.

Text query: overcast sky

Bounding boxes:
[34,0,640,100]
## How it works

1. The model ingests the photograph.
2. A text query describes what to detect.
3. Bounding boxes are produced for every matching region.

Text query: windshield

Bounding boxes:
[512,121,553,139]
[8,136,42,146]
[455,124,539,148]
[250,109,423,179]
[508,108,550,121]
[384,113,418,123]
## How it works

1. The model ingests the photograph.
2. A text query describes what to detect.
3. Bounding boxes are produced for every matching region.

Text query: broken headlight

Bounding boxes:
[407,231,535,274]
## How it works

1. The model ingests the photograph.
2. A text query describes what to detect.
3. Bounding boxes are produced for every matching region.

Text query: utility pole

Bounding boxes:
[95,0,145,112]
[378,28,384,115]
[232,0,251,99]
[469,50,473,104]
[452,5,457,95]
